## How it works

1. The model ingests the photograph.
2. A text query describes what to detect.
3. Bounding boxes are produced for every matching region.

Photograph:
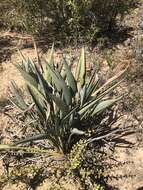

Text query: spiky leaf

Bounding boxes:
[75,47,86,86]
[63,57,77,95]
[47,64,72,105]
[11,81,28,110]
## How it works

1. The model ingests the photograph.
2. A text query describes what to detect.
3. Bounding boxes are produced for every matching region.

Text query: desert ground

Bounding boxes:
[0,2,143,190]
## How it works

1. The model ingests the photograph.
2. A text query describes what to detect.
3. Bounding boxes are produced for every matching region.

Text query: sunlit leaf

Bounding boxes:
[75,47,86,87]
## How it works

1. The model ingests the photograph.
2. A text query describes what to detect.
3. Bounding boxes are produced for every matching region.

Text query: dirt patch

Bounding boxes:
[0,2,143,190]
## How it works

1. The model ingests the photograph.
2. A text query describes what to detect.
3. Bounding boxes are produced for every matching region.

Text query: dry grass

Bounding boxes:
[0,3,143,189]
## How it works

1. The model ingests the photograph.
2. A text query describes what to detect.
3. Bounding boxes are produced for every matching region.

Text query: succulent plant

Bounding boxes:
[2,46,127,155]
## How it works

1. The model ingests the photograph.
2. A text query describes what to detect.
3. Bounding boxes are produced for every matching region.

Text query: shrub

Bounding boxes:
[0,0,138,41]
[0,46,133,189]
[0,0,46,32]
[0,46,128,155]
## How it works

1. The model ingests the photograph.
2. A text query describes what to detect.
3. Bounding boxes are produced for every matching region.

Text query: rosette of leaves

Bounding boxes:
[0,46,126,155]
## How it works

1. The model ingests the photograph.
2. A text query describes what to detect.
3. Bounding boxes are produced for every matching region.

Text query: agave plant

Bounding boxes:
[5,46,126,155]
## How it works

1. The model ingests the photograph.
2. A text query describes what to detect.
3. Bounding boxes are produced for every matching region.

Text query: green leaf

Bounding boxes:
[47,64,62,91]
[62,57,77,94]
[47,64,72,105]
[44,43,55,83]
[86,80,100,100]
[50,94,69,114]
[14,133,48,145]
[91,96,123,116]
[10,81,28,111]
[49,43,55,66]
[15,64,38,88]
[80,85,87,106]
[80,79,123,115]
[17,49,26,63]
[75,47,86,86]
[29,58,52,100]
[61,106,78,124]
[27,86,47,122]
[15,63,48,104]
[86,69,100,100]
[91,69,126,97]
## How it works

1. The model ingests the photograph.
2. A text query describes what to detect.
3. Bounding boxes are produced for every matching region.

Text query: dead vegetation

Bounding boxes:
[0,2,143,190]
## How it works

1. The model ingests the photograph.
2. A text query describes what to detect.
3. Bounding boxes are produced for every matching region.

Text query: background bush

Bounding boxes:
[0,0,138,42]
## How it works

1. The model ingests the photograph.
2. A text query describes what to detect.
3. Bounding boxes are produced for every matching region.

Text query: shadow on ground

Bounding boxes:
[136,187,143,190]
[0,36,15,63]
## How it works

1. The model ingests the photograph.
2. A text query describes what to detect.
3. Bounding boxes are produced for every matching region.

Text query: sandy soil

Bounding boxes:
[0,3,143,190]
